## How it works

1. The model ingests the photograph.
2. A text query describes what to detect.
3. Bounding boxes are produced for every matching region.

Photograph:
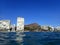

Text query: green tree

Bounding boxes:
[48,26,52,31]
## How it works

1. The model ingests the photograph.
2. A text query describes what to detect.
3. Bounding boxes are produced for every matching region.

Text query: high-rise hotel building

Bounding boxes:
[17,17,24,32]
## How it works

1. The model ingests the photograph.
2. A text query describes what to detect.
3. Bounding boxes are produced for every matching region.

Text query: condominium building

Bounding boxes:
[0,20,10,31]
[17,17,24,32]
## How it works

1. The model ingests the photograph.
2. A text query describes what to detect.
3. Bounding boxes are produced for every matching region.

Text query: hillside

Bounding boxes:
[24,23,41,31]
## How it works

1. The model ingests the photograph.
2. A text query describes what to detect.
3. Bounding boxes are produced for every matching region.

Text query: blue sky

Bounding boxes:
[0,0,60,26]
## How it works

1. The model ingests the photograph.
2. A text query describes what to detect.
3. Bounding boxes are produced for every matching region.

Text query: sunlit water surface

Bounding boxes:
[0,32,60,45]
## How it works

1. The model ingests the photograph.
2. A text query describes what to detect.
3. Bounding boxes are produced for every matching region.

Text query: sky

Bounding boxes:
[0,0,60,26]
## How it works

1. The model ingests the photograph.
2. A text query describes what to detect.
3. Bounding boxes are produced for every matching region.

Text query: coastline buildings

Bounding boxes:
[41,25,55,32]
[0,17,60,32]
[0,17,24,32]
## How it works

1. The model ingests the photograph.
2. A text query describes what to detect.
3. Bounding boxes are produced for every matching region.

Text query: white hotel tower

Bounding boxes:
[17,17,24,32]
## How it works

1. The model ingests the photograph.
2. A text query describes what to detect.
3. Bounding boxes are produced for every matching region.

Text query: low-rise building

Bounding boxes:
[41,25,49,31]
[55,26,60,31]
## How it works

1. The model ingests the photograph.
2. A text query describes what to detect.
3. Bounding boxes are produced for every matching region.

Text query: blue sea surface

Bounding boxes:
[0,32,60,45]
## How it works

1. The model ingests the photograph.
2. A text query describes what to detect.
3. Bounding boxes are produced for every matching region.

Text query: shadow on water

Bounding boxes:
[0,32,60,45]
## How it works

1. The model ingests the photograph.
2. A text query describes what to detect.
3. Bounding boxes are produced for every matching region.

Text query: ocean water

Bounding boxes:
[0,32,60,45]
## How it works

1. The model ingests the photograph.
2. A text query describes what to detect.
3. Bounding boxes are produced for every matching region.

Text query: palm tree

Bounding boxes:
[48,26,52,31]
[38,25,41,31]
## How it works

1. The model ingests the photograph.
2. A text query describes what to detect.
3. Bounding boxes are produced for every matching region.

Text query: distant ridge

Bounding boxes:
[24,23,41,31]
[25,23,39,26]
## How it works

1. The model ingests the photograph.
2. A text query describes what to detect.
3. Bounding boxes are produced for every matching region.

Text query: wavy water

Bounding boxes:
[0,32,60,45]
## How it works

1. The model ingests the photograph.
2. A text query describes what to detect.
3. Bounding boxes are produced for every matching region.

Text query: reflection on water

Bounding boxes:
[0,32,60,45]
[0,32,24,45]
